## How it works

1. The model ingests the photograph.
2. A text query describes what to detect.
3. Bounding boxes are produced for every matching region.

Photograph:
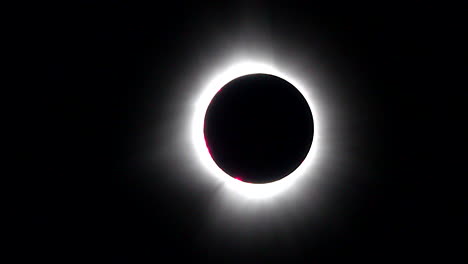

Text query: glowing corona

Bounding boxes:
[192,61,321,199]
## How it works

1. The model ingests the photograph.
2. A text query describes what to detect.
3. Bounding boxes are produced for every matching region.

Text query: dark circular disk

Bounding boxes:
[203,74,314,184]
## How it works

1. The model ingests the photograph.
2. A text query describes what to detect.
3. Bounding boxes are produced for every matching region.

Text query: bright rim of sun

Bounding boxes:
[192,61,320,199]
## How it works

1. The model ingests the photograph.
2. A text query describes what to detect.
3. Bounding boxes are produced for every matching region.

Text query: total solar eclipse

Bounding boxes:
[204,74,314,184]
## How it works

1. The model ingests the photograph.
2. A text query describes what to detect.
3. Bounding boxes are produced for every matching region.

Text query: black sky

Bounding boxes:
[25,2,465,262]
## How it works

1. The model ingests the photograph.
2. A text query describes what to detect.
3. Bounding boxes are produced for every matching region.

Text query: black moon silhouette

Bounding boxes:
[203,74,314,184]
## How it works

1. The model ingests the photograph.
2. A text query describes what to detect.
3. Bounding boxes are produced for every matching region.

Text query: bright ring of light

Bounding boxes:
[192,61,321,199]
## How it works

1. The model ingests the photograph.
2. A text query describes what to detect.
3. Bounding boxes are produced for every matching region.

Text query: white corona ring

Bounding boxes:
[191,61,321,199]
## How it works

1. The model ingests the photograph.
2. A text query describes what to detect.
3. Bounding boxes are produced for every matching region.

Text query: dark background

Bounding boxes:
[24,1,464,262]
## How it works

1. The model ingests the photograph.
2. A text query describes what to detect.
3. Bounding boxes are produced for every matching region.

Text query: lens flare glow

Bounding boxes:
[192,61,322,199]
